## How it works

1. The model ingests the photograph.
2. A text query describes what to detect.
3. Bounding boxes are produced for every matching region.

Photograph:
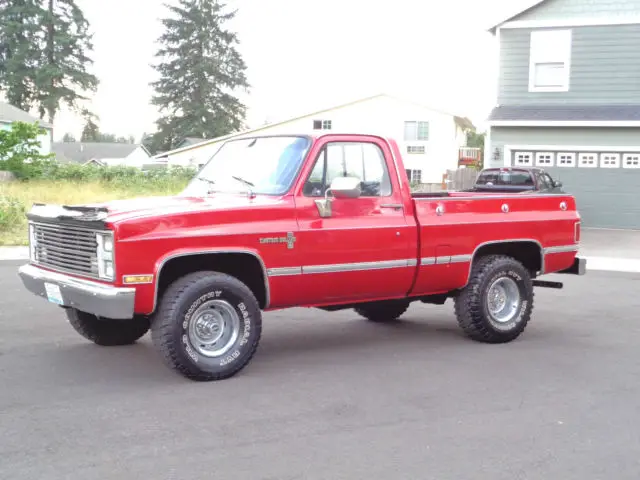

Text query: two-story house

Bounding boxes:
[485,0,640,230]
[153,94,474,186]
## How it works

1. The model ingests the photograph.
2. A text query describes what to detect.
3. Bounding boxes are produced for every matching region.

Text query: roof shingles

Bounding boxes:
[52,142,142,164]
[488,104,640,122]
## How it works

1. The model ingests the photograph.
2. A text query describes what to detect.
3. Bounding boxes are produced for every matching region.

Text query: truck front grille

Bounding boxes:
[31,222,100,279]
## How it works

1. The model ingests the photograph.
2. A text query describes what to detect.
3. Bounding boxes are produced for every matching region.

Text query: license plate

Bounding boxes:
[44,282,64,305]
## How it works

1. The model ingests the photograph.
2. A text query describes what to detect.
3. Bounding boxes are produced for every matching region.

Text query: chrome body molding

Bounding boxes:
[303,259,415,275]
[421,254,472,266]
[543,245,579,254]
[267,266,303,277]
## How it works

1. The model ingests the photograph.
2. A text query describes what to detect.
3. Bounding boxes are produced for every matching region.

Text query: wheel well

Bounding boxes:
[473,241,543,274]
[156,253,268,309]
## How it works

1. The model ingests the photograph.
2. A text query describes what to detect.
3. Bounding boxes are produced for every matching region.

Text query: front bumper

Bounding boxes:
[18,264,136,319]
[558,256,587,276]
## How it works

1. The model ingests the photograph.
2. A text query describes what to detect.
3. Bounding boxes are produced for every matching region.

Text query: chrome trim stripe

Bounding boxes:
[267,267,302,277]
[421,254,472,266]
[450,254,473,263]
[303,259,414,275]
[544,245,579,254]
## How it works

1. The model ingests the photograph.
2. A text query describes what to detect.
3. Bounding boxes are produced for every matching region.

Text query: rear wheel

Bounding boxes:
[354,299,410,323]
[454,255,534,343]
[66,309,150,346]
[150,271,262,381]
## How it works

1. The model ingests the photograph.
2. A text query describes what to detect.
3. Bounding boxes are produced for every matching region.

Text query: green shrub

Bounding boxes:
[0,195,26,230]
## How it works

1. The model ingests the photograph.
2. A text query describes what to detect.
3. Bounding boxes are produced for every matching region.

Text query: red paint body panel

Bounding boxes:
[36,133,582,316]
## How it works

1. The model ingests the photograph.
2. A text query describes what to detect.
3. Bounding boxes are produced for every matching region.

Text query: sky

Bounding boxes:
[50,0,538,142]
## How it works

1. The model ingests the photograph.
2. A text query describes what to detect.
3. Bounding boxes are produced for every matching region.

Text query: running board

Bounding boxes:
[532,280,564,289]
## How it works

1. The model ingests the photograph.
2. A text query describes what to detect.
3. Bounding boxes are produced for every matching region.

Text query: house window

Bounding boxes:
[514,151,533,166]
[406,169,422,184]
[557,152,576,167]
[535,152,554,166]
[529,29,572,92]
[578,153,597,168]
[407,145,425,154]
[600,153,620,168]
[623,153,640,169]
[404,121,429,141]
[312,120,332,130]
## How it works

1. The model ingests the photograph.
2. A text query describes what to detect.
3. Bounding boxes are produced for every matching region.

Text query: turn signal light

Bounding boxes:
[123,275,154,285]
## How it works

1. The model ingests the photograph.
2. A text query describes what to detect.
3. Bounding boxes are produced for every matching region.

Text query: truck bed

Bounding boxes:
[406,190,580,296]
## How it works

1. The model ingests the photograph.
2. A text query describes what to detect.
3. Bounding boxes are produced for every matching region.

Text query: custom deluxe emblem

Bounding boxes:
[259,232,296,249]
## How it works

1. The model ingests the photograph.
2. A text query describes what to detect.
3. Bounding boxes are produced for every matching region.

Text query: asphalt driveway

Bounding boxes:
[1,262,639,479]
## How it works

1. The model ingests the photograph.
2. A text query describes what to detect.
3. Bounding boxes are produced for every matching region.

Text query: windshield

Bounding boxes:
[181,136,312,196]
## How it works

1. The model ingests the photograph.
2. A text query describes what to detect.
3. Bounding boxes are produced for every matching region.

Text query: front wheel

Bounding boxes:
[454,255,534,344]
[66,309,150,346]
[150,271,262,381]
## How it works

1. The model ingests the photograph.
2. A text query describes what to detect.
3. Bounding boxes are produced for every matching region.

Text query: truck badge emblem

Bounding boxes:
[259,232,296,249]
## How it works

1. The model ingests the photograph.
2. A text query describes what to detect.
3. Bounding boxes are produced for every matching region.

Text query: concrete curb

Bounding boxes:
[1,246,639,273]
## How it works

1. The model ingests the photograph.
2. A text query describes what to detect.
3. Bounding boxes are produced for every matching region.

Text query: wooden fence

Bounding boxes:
[444,168,478,190]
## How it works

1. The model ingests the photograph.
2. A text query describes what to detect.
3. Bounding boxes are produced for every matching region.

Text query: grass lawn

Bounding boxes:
[0,179,188,246]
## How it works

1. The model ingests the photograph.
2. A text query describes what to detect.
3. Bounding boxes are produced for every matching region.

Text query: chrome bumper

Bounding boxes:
[18,264,136,319]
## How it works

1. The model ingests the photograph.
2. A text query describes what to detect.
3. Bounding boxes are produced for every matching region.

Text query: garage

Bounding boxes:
[505,147,640,229]
[488,127,640,230]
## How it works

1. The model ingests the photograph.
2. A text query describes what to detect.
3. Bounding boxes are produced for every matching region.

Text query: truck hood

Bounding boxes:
[82,194,283,224]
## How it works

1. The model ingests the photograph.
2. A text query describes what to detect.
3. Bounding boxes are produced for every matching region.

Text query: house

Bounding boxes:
[0,101,53,155]
[52,142,151,168]
[485,0,640,230]
[153,93,475,185]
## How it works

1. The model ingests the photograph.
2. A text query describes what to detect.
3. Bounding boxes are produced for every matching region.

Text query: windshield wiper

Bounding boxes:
[195,177,216,194]
[231,175,255,198]
[231,175,254,188]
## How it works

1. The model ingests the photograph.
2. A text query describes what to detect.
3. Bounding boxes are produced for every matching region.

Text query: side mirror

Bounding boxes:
[554,180,563,188]
[315,176,361,218]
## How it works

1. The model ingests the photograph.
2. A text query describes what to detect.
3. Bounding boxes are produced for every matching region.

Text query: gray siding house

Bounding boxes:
[485,0,640,229]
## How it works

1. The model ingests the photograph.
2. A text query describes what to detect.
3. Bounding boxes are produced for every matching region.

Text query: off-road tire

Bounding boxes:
[354,299,410,322]
[454,254,534,344]
[150,271,262,381]
[66,309,150,346]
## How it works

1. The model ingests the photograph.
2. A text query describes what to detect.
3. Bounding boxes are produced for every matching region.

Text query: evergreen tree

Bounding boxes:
[149,0,249,151]
[62,132,76,142]
[0,0,41,110]
[0,1,98,122]
[80,109,99,142]
[35,0,99,123]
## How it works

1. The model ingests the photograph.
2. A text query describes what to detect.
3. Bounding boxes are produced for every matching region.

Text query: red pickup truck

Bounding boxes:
[18,133,586,381]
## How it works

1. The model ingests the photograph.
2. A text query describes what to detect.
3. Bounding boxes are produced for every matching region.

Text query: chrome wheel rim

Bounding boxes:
[487,277,521,324]
[187,299,240,357]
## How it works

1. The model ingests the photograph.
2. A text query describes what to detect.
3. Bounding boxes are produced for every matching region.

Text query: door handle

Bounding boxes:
[380,203,403,209]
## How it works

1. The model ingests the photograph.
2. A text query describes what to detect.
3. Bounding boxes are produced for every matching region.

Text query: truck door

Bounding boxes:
[293,135,417,303]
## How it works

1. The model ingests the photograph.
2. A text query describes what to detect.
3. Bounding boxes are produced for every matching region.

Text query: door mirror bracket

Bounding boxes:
[314,176,361,218]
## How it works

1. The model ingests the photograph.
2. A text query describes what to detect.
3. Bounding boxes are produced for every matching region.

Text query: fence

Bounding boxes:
[444,168,478,190]
[0,171,16,183]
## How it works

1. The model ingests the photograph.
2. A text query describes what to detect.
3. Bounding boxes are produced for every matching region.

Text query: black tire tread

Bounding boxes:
[454,254,534,344]
[354,299,410,323]
[66,309,150,346]
[150,271,262,381]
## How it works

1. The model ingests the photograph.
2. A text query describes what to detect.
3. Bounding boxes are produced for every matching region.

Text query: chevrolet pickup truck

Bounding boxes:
[18,133,586,381]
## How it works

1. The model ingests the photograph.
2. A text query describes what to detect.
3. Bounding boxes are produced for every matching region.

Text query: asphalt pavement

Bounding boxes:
[1,261,640,480]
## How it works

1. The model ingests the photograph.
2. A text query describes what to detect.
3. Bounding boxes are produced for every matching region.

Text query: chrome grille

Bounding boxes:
[31,222,99,278]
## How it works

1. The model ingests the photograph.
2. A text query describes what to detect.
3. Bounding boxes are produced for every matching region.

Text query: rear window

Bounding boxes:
[476,170,534,186]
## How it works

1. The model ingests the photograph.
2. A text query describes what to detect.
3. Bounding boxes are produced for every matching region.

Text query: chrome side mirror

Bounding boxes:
[314,176,361,218]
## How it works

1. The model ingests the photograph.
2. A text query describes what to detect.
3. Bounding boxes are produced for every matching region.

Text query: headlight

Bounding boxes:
[96,232,115,281]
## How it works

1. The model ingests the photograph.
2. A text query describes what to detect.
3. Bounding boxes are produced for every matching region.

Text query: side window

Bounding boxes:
[303,141,392,197]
